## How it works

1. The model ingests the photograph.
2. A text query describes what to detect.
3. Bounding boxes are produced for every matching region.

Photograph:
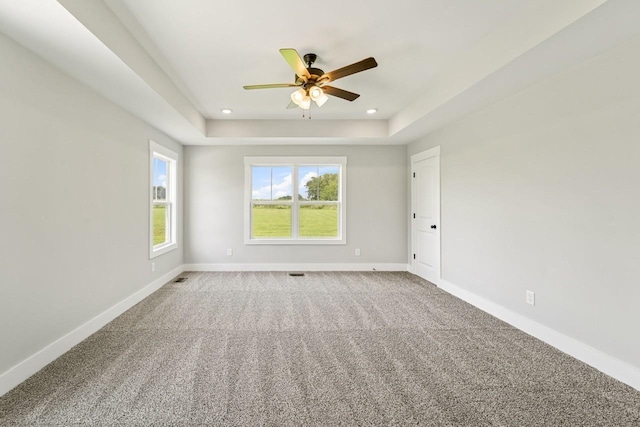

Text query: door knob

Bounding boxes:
[430,225,437,229]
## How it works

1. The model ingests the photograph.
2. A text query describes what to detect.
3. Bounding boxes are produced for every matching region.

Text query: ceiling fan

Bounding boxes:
[243,48,378,110]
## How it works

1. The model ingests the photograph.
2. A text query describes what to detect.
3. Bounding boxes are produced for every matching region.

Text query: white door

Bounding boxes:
[411,147,440,283]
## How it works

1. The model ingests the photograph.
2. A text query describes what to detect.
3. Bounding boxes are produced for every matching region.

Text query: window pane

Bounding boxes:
[299,166,339,201]
[251,166,271,201]
[299,204,338,238]
[153,203,168,245]
[152,157,168,201]
[298,166,317,201]
[252,204,291,238]
[252,166,292,201]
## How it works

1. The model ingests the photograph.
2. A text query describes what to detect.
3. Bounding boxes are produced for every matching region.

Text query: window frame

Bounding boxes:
[244,156,347,245]
[149,140,178,258]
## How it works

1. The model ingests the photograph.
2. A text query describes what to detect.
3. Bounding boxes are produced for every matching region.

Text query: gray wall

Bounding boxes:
[185,145,407,265]
[0,34,183,375]
[408,36,640,368]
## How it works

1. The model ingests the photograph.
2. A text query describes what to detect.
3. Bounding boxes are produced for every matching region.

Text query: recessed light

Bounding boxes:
[221,108,233,114]
[366,108,378,114]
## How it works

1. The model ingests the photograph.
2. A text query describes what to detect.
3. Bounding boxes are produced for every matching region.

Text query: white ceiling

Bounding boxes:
[113,0,531,120]
[1,0,639,145]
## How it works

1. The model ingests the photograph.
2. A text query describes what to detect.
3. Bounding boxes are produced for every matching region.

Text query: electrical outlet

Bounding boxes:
[227,248,233,256]
[151,262,156,272]
[526,290,535,306]
[355,248,361,256]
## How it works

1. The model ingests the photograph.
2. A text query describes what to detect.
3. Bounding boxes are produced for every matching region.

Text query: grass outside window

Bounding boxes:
[153,205,167,245]
[252,205,292,238]
[251,204,338,238]
[299,205,338,237]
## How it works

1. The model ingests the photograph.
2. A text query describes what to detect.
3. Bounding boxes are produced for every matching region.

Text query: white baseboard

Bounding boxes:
[184,263,410,272]
[0,265,184,397]
[435,277,640,392]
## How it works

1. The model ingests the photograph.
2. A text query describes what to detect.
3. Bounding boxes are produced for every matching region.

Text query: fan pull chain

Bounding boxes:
[301,103,312,119]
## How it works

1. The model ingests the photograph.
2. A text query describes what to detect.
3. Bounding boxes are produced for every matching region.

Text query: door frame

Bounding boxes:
[410,146,441,280]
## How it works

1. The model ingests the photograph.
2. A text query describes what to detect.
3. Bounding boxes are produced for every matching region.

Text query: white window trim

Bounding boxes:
[150,140,178,258]
[244,156,347,245]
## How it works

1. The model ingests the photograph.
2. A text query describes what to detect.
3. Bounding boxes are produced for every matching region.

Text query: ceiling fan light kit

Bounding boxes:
[309,86,328,106]
[299,96,312,110]
[291,88,306,104]
[243,48,378,114]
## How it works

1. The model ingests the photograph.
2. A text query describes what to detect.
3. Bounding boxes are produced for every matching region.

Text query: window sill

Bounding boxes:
[245,239,346,245]
[150,242,177,259]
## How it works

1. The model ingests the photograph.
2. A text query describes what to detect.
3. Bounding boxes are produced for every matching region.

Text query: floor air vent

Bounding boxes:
[174,277,188,283]
[288,272,305,277]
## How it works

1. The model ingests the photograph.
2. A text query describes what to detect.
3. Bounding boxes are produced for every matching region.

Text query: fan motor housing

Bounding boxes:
[295,68,325,86]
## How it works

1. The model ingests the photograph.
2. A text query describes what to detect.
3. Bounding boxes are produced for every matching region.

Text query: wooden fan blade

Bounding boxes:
[286,100,298,109]
[280,48,311,79]
[320,57,378,83]
[322,85,360,101]
[243,83,299,90]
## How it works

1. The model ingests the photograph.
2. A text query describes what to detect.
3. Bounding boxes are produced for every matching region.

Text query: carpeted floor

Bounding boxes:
[1,271,639,426]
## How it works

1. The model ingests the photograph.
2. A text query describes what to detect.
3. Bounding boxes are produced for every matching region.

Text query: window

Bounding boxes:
[245,156,347,244]
[150,141,178,257]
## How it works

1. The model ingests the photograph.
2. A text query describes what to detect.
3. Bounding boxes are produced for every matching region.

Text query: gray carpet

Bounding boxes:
[1,271,639,426]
